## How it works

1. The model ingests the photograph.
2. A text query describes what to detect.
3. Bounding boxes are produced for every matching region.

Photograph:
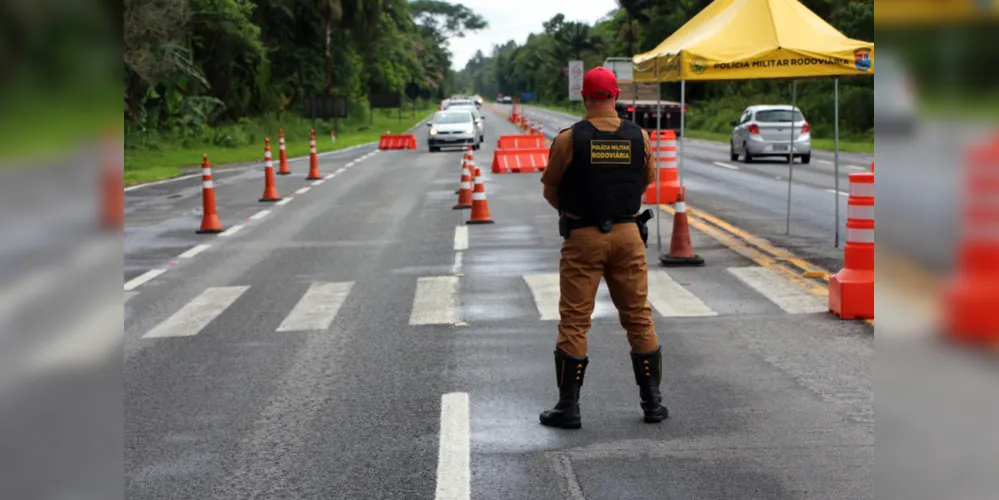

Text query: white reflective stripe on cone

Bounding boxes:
[266,160,273,169]
[847,227,875,243]
[202,168,211,176]
[850,182,875,198]
[474,176,483,184]
[462,169,470,176]
[675,202,686,213]
[203,180,214,189]
[848,205,875,221]
[472,192,486,200]
[460,182,471,189]
[265,152,272,159]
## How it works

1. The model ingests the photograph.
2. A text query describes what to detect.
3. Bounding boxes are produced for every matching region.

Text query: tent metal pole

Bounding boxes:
[680,78,686,188]
[834,77,841,248]
[655,59,662,250]
[785,80,796,235]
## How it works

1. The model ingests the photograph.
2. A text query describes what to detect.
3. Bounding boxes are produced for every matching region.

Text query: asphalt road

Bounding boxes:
[123,108,872,499]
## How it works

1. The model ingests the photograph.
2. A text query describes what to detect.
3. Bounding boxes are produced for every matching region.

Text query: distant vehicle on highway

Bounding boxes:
[472,94,484,107]
[497,96,513,104]
[874,53,917,136]
[440,99,451,110]
[729,105,812,164]
[427,109,481,152]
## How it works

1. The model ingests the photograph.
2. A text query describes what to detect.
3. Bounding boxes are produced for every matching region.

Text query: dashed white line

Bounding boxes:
[713,161,739,170]
[124,269,166,291]
[220,224,245,237]
[249,210,271,220]
[452,252,464,275]
[295,187,311,194]
[826,189,849,197]
[335,167,347,174]
[453,226,469,251]
[311,180,325,186]
[434,392,470,500]
[276,198,293,206]
[324,173,336,180]
[818,159,832,165]
[345,162,355,168]
[178,244,211,259]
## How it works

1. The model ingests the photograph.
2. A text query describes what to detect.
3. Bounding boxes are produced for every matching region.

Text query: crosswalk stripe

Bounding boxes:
[410,276,460,325]
[727,267,826,314]
[142,286,249,338]
[276,281,353,332]
[647,270,717,317]
[523,273,560,320]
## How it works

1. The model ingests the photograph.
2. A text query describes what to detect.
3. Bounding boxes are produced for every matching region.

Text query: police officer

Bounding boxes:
[538,67,668,429]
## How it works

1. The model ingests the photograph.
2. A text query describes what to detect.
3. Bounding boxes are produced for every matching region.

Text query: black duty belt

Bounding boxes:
[565,216,637,232]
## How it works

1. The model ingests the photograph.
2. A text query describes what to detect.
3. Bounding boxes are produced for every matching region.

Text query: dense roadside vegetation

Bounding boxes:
[123,0,485,181]
[457,0,874,146]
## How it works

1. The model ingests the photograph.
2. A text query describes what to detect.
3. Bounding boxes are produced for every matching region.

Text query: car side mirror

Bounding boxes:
[480,116,486,120]
[425,122,433,127]
[730,120,738,127]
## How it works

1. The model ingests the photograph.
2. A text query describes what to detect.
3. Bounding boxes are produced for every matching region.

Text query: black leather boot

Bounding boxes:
[631,346,669,423]
[539,349,588,429]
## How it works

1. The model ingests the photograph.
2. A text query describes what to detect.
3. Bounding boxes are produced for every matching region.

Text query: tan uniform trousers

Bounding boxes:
[557,222,659,358]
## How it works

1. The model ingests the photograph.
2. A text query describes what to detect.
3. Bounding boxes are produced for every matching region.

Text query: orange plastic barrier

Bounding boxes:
[642,130,684,205]
[828,168,874,320]
[378,134,417,150]
[496,134,545,149]
[491,148,548,174]
[945,137,999,343]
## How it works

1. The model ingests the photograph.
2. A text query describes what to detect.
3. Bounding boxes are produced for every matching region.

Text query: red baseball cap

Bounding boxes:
[581,67,620,100]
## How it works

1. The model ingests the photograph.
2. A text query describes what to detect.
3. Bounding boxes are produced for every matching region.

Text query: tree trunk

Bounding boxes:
[323,17,333,92]
[627,17,634,55]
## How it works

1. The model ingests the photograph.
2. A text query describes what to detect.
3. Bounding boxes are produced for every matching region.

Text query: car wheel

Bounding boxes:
[429,146,439,153]
[800,153,811,164]
[742,143,753,163]
[473,143,481,151]
[480,135,485,142]
[729,141,739,162]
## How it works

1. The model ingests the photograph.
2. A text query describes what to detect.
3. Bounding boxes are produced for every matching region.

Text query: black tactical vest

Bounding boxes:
[558,119,646,220]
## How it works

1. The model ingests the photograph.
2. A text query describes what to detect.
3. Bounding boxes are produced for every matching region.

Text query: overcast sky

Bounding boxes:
[447,0,620,70]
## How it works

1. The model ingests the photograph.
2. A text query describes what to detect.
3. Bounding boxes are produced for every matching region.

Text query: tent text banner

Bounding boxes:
[640,48,873,82]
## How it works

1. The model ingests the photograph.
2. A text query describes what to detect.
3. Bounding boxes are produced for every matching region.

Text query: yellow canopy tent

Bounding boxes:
[632,0,874,82]
[632,0,874,247]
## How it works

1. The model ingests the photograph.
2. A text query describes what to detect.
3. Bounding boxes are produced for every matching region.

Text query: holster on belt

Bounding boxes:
[636,209,653,247]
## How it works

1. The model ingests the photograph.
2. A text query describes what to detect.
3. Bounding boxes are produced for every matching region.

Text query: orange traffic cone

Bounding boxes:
[659,192,704,267]
[197,154,224,234]
[306,129,322,180]
[466,168,494,224]
[529,120,537,135]
[100,133,123,230]
[453,161,474,210]
[277,129,291,175]
[456,146,474,194]
[538,122,544,138]
[260,138,282,202]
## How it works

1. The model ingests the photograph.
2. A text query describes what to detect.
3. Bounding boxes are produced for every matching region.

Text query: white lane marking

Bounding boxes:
[452,252,463,275]
[727,267,826,314]
[295,187,311,194]
[848,165,867,171]
[410,276,460,325]
[434,392,470,500]
[276,197,293,206]
[27,297,123,373]
[178,244,211,259]
[335,167,347,174]
[250,210,271,220]
[826,189,849,197]
[311,180,325,186]
[713,161,739,170]
[143,286,249,338]
[124,269,166,291]
[523,273,561,321]
[124,291,138,303]
[346,162,355,168]
[219,224,244,237]
[325,173,336,180]
[276,282,354,332]
[647,270,718,317]
[453,226,469,251]
[818,159,832,165]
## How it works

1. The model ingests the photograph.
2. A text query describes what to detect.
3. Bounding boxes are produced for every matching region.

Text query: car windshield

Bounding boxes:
[755,110,804,122]
[434,112,472,124]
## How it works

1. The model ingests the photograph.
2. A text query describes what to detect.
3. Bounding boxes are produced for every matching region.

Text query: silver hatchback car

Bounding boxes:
[427,110,482,152]
[729,105,812,164]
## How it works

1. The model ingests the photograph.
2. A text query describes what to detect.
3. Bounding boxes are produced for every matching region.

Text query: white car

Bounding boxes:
[447,104,485,143]
[730,105,813,164]
[427,110,482,152]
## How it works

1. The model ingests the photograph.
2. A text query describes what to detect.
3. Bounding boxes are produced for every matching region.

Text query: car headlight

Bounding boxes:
[430,128,438,136]
[463,127,474,135]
